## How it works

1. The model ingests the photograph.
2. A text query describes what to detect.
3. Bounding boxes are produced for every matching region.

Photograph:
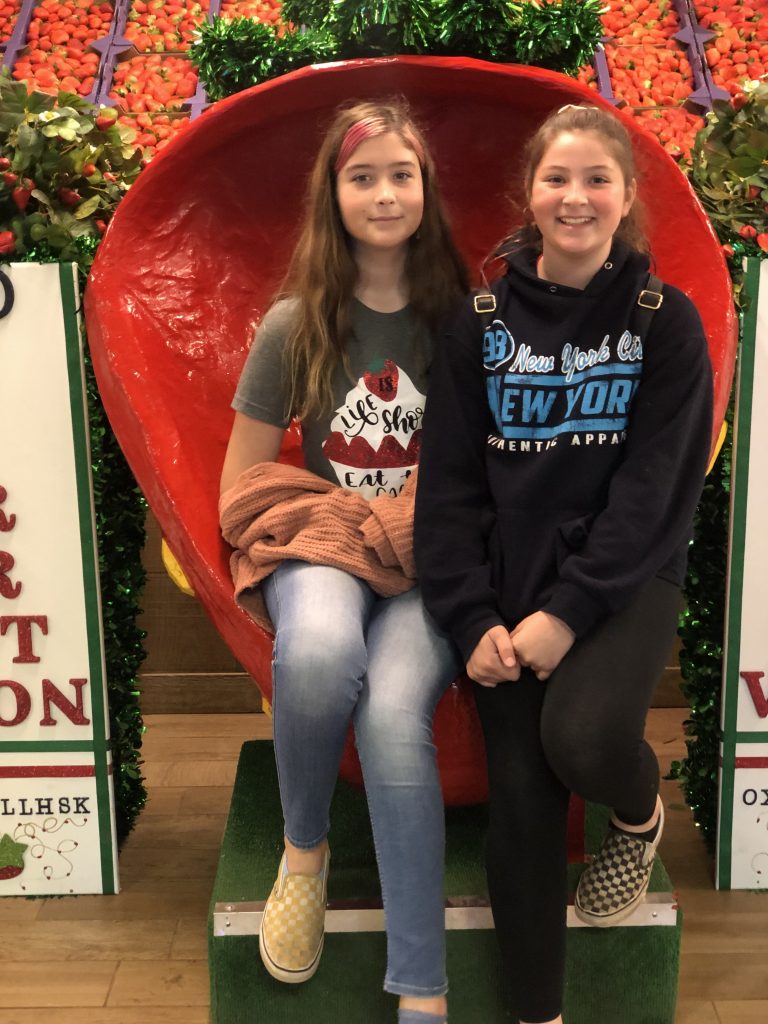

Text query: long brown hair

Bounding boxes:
[504,104,648,258]
[279,99,467,421]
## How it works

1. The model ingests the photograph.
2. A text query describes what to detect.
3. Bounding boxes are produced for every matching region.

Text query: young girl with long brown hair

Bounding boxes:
[220,99,466,1024]
[415,104,713,1023]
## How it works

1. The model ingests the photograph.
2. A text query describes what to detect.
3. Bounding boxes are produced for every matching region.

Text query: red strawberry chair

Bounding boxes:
[85,57,737,807]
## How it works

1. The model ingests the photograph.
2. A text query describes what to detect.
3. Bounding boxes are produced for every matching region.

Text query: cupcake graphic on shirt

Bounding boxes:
[321,359,424,499]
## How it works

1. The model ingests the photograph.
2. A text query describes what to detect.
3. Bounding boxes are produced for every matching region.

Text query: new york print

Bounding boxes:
[483,319,643,442]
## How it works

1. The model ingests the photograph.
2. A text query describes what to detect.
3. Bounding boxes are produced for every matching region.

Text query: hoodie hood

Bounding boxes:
[502,239,651,323]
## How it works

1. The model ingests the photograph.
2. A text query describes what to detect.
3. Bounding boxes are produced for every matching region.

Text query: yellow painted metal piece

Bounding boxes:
[161,537,195,597]
[707,420,728,475]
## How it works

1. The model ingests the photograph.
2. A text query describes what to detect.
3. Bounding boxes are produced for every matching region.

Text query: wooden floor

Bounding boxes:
[1,708,766,1023]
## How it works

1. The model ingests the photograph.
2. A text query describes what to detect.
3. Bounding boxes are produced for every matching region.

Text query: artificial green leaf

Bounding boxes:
[0,112,23,132]
[65,217,95,237]
[74,195,101,219]
[729,155,762,177]
[16,123,44,160]
[747,129,768,153]
[46,223,70,247]
[25,91,56,116]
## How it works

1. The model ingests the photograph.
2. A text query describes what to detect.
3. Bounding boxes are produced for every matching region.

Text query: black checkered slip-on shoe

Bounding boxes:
[574,800,664,927]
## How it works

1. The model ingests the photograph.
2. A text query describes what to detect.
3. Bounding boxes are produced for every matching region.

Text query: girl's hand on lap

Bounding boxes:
[510,612,575,681]
[466,626,520,687]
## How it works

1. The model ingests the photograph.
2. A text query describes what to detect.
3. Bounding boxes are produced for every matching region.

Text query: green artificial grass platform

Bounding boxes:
[209,741,681,1024]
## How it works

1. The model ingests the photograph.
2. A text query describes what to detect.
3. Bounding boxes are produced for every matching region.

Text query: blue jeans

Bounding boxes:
[262,561,459,997]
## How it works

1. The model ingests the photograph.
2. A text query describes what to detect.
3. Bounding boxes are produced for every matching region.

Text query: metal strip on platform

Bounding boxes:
[213,892,677,937]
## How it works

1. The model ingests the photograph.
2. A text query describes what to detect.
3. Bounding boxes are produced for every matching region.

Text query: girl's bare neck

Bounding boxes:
[353,246,409,313]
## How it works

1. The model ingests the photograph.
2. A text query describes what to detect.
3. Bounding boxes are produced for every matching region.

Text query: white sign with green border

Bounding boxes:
[0,262,118,895]
[718,257,768,890]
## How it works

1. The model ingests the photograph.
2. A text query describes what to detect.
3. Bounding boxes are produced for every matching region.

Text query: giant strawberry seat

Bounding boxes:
[85,56,737,805]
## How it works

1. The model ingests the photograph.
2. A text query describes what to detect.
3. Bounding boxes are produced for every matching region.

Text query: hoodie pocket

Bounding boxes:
[490,508,561,615]
[489,508,596,621]
[555,511,596,568]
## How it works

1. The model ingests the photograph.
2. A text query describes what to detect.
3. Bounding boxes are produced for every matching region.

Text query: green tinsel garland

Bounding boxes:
[79,228,148,842]
[437,1,520,61]
[193,1,606,98]
[670,412,732,850]
[280,0,328,27]
[192,18,336,101]
[510,0,605,75]
[282,1,437,54]
[322,0,436,54]
[83,343,148,844]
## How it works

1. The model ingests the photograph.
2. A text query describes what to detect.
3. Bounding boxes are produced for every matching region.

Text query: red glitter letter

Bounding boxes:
[0,615,48,663]
[0,486,15,532]
[39,678,90,727]
[0,679,31,727]
[740,671,768,719]
[0,551,21,599]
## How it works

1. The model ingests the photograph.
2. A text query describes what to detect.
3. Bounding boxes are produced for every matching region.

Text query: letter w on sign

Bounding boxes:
[740,671,768,718]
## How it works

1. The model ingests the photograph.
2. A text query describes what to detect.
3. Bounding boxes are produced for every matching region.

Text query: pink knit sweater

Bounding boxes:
[219,462,417,631]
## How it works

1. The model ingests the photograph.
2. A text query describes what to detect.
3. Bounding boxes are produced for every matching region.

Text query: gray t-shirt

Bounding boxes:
[233,297,432,499]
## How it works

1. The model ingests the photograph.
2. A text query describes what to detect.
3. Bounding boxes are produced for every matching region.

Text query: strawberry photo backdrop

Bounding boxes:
[84,57,737,806]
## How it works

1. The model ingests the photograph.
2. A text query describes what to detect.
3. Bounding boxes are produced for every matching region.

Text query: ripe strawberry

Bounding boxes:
[363,359,399,402]
[739,224,758,239]
[95,113,117,131]
[58,187,81,206]
[0,157,10,171]
[2,171,18,187]
[95,219,107,233]
[0,230,16,255]
[82,162,97,176]
[757,233,768,253]
[12,187,31,211]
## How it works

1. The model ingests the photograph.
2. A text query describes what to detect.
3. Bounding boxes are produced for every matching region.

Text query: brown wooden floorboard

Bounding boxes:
[0,1012,212,1024]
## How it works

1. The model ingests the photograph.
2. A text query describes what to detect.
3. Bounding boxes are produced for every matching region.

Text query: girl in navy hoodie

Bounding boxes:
[414,104,712,1024]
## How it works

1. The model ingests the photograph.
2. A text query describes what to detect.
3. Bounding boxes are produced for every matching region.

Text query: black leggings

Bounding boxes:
[473,577,682,1023]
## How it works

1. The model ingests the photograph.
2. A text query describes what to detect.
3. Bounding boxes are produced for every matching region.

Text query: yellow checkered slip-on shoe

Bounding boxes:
[258,849,329,983]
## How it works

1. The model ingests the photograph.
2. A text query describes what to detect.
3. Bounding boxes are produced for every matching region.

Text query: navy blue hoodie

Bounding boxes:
[414,240,713,663]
